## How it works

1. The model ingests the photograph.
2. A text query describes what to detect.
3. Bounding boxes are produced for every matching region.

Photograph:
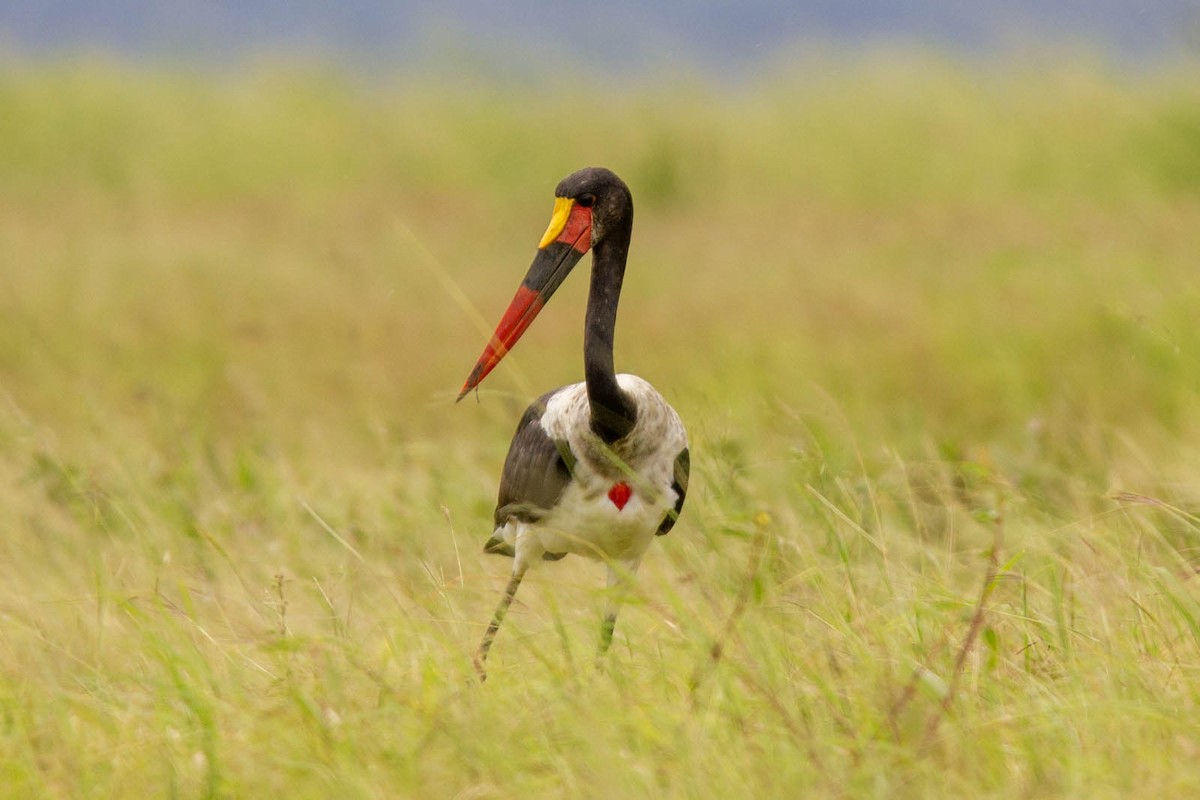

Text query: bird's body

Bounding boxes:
[487,374,687,572]
[459,167,689,680]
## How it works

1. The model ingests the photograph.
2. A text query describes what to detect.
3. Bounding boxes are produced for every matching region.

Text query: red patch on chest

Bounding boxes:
[607,482,633,511]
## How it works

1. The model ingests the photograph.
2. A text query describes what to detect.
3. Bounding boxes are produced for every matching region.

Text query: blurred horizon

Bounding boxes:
[2,1,1199,80]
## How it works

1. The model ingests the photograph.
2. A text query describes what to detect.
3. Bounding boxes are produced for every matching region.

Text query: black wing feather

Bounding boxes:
[487,389,575,549]
[656,446,690,536]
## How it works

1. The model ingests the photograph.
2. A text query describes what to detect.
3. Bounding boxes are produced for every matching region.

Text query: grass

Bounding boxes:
[1,55,1200,797]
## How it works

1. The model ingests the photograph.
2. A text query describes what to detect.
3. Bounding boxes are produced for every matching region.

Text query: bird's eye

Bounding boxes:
[576,194,596,208]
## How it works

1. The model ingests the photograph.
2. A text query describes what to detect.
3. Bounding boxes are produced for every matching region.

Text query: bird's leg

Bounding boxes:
[599,612,617,656]
[597,558,642,664]
[475,567,525,682]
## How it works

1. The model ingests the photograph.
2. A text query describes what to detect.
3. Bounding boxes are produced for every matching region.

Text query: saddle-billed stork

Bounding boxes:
[459,167,689,681]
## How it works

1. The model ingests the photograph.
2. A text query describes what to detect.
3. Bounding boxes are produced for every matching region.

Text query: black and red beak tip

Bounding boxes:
[457,364,484,402]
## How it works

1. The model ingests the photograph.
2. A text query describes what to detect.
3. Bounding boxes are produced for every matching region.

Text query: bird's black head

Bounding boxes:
[553,167,633,247]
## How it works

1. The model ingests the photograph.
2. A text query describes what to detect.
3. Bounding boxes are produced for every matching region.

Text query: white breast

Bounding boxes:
[500,374,687,571]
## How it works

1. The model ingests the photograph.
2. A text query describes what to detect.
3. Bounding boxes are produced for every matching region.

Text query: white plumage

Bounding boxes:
[490,375,687,575]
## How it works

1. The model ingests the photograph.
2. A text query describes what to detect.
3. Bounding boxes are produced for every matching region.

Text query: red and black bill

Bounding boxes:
[458,198,593,400]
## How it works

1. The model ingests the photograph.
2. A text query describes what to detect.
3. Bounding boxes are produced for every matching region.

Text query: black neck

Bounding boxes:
[584,219,638,443]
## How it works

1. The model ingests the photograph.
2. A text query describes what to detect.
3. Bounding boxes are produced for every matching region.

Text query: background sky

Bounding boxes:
[2,1,1198,77]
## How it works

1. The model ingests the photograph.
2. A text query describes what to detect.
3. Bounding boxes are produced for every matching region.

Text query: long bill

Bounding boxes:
[458,197,593,400]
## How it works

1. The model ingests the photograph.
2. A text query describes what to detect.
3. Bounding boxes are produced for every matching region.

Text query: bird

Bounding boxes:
[458,167,689,681]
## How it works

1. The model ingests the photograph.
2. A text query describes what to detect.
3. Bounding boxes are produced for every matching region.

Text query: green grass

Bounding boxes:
[1,56,1200,797]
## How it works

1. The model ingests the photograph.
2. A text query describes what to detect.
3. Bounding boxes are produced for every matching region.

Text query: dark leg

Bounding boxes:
[475,570,524,682]
[598,612,618,657]
[597,559,641,665]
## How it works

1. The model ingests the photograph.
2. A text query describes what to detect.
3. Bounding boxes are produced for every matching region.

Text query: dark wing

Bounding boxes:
[484,389,575,556]
[656,446,690,536]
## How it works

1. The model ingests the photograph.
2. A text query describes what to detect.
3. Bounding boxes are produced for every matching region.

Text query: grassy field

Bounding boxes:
[1,56,1200,797]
